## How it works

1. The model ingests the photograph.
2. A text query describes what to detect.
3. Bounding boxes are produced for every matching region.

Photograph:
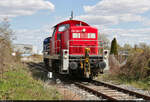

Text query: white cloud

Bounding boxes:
[77,14,147,26]
[84,0,150,15]
[82,0,150,45]
[119,14,144,22]
[13,25,53,51]
[0,0,55,18]
[76,15,119,25]
[98,27,150,46]
[81,0,150,26]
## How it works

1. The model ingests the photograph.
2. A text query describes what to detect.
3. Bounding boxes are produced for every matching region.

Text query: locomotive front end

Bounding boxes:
[43,19,106,79]
[68,26,106,78]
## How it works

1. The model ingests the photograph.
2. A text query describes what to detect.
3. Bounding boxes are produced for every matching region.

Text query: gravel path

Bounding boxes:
[56,83,103,100]
[45,78,104,100]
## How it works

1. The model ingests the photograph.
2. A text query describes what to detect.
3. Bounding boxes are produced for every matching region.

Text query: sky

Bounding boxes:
[0,0,150,53]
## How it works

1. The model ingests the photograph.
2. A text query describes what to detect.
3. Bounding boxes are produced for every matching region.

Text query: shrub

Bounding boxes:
[119,45,150,81]
[0,18,15,78]
[110,37,118,56]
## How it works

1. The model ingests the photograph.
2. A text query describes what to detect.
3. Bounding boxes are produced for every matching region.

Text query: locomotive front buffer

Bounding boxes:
[80,48,106,79]
[80,48,91,78]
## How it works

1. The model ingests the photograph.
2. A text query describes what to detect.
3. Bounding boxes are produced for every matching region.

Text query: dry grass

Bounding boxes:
[120,47,150,81]
[105,44,150,90]
[108,54,121,76]
[28,54,43,62]
[108,44,150,81]
[0,19,15,79]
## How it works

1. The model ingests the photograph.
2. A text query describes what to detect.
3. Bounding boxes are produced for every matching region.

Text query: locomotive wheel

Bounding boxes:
[51,60,56,73]
[44,58,50,71]
[52,60,59,73]
[89,73,93,80]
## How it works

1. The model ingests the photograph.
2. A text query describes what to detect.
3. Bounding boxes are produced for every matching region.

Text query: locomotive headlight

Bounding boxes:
[104,56,107,59]
[82,28,86,32]
[104,50,108,59]
[64,55,68,59]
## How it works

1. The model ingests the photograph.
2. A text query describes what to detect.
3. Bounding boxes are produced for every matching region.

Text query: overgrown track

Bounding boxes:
[74,80,150,101]
[26,62,150,101]
[27,62,48,72]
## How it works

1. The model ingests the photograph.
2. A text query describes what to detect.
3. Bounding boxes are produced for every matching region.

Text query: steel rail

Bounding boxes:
[27,62,48,72]
[91,80,150,100]
[74,82,117,101]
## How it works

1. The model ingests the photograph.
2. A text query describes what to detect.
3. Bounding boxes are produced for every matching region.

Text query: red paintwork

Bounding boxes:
[49,20,103,56]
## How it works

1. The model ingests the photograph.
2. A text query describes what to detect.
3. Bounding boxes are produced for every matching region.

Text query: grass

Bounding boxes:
[29,54,43,62]
[116,76,150,90]
[98,74,150,90]
[0,63,62,100]
[129,80,150,90]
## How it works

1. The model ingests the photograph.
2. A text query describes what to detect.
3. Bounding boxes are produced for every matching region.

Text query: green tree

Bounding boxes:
[110,37,118,55]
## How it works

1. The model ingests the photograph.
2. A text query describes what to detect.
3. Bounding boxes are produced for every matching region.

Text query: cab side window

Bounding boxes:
[52,28,56,37]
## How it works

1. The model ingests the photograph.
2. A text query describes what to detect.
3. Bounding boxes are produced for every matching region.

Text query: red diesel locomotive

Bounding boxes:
[43,19,106,79]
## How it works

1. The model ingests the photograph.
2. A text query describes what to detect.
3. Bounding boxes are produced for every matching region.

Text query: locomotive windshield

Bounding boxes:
[58,24,69,32]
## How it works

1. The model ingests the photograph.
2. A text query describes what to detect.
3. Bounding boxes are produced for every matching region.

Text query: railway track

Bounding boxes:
[27,62,48,72]
[26,62,150,101]
[74,80,150,101]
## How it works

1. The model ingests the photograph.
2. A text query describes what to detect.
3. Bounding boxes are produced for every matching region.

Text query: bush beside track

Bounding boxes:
[0,19,62,100]
[99,44,150,90]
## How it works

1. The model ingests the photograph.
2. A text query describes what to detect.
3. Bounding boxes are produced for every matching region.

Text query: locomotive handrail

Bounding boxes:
[69,46,103,47]
[52,40,104,54]
[69,40,103,42]
[68,40,104,55]
[68,40,104,48]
